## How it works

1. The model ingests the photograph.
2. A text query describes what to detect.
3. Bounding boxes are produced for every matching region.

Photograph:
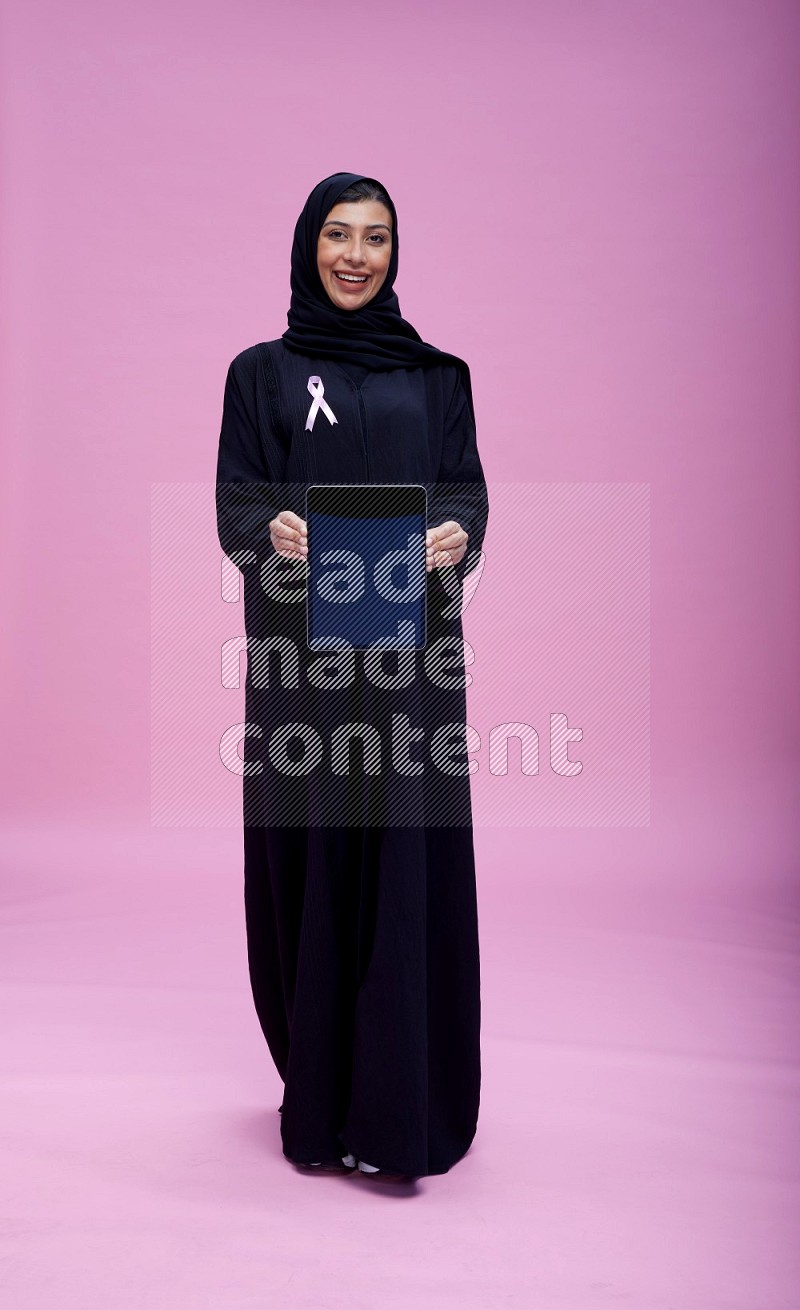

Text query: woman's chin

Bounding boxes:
[332,294,368,311]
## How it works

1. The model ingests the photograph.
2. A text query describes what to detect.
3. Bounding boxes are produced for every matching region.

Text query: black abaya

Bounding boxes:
[216,338,489,1176]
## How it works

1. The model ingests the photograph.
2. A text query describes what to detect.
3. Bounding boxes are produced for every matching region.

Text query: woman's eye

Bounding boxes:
[326,230,387,244]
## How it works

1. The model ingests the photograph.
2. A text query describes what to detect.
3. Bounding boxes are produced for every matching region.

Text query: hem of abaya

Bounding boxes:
[336,1132,478,1179]
[279,1121,478,1177]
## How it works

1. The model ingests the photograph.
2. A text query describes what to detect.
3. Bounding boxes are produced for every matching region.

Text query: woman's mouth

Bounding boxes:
[334,271,369,287]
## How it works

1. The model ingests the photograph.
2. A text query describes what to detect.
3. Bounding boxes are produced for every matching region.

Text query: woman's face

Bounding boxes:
[316,200,393,311]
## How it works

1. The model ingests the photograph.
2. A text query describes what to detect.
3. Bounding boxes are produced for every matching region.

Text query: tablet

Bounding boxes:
[306,484,427,651]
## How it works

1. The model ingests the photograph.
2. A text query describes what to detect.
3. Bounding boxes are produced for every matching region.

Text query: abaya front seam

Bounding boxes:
[216,337,488,1177]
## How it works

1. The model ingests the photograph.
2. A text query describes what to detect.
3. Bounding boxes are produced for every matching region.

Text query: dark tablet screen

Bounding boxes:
[306,484,427,651]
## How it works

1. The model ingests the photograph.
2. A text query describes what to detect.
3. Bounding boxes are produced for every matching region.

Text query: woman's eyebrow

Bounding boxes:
[322,220,392,231]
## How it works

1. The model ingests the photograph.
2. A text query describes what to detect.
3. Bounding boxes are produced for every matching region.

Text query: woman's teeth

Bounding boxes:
[335,272,368,283]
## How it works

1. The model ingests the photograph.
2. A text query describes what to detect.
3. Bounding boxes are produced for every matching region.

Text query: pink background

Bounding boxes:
[2,1,799,1306]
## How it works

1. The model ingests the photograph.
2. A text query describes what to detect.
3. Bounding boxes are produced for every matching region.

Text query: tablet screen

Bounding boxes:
[306,484,427,651]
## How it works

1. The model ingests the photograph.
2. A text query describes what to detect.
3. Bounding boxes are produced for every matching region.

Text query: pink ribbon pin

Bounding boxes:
[305,376,338,432]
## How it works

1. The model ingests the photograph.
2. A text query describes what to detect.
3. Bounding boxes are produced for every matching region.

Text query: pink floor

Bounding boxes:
[2,786,797,1309]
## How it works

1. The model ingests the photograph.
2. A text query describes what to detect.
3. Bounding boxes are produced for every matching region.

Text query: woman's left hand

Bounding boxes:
[426,520,468,571]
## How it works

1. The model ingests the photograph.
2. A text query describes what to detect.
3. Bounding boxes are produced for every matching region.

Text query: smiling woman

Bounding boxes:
[216,171,489,1181]
[316,198,393,310]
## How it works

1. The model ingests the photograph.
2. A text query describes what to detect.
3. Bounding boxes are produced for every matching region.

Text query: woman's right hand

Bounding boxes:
[269,509,308,560]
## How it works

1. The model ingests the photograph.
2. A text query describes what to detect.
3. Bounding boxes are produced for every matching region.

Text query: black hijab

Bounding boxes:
[281,171,475,422]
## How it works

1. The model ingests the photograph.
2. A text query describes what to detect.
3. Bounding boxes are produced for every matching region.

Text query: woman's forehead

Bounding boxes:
[321,199,393,229]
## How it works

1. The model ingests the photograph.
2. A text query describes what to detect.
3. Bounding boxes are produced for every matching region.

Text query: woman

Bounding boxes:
[216,172,489,1179]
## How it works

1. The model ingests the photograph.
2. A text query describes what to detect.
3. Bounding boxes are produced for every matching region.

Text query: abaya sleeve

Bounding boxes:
[429,369,490,578]
[215,356,281,562]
